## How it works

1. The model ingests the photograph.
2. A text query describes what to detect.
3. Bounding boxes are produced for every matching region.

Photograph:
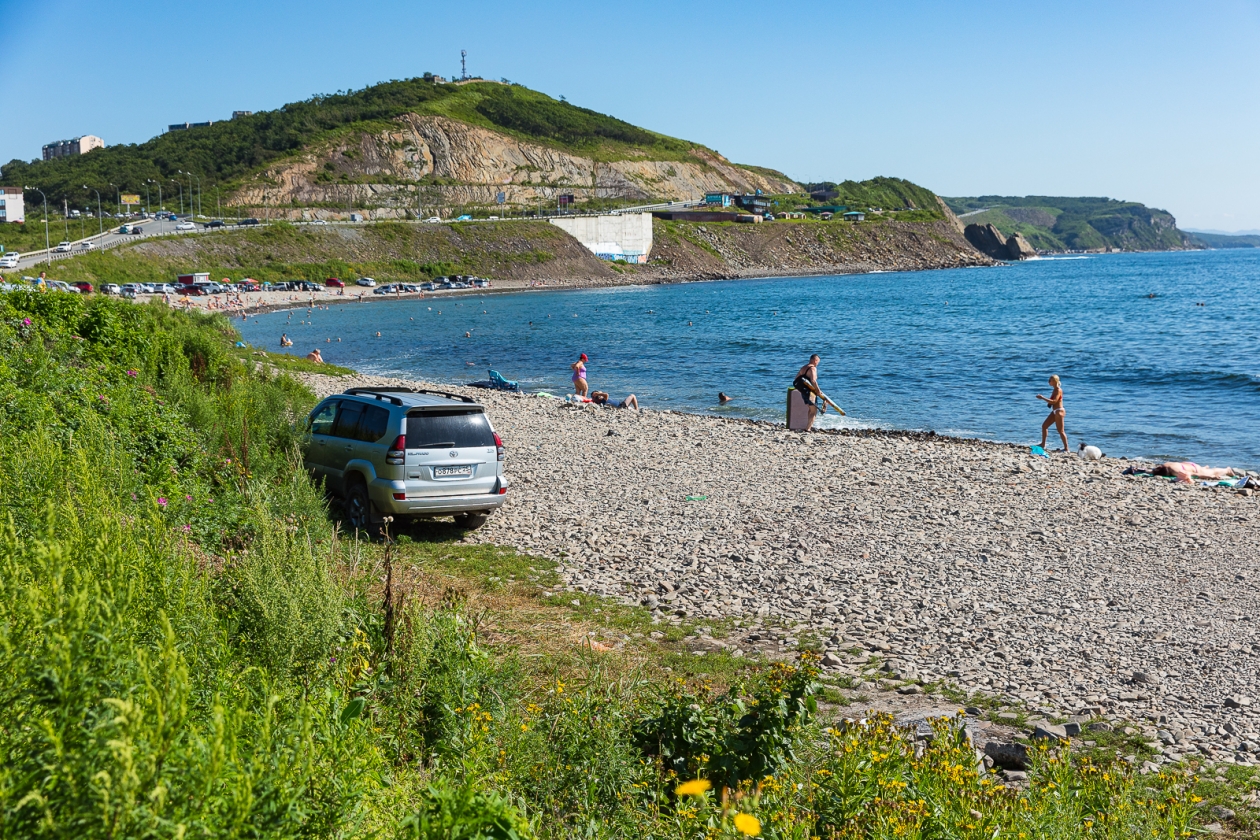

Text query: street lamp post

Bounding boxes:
[144,180,152,215]
[84,187,103,237]
[25,187,50,264]
[172,180,183,216]
[180,171,201,217]
[110,183,120,216]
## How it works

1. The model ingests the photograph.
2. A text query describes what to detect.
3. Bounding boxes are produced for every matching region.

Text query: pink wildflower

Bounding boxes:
[185,495,193,502]
[157,497,168,507]
[182,524,192,533]
[126,370,138,377]
[21,318,31,326]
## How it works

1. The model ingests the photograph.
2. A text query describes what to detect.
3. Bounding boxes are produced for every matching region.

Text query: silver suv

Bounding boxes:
[304,387,508,530]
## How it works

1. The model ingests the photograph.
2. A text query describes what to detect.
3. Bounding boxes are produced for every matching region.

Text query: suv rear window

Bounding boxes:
[406,410,494,448]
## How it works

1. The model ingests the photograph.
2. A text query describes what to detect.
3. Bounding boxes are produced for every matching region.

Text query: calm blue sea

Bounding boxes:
[239,249,1260,469]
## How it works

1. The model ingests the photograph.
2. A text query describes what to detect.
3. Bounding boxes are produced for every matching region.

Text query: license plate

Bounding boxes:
[434,465,473,478]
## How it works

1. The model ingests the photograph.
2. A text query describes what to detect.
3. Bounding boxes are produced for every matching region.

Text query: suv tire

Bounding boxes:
[454,512,489,531]
[345,479,374,532]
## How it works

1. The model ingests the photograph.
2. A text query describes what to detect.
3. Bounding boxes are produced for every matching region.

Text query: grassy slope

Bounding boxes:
[0,292,1241,837]
[26,220,616,287]
[944,196,1197,252]
[1189,231,1260,248]
[2,80,793,211]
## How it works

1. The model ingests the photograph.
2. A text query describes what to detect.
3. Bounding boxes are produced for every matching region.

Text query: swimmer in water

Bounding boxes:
[718,392,733,404]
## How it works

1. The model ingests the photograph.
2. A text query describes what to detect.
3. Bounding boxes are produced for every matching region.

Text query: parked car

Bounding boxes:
[239,218,261,226]
[373,284,398,295]
[420,282,436,291]
[46,280,78,293]
[102,284,121,295]
[204,220,226,229]
[356,277,376,287]
[54,241,73,253]
[0,253,19,269]
[155,283,177,294]
[175,284,207,296]
[402,284,422,292]
[299,281,322,292]
[120,284,143,297]
[175,221,196,231]
[303,387,508,531]
[72,281,94,293]
[325,277,345,288]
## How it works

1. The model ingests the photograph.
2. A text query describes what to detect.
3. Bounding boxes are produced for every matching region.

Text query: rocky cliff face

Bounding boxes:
[231,115,798,214]
[964,223,1012,260]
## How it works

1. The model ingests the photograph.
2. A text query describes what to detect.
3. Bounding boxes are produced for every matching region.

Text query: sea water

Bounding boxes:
[239,249,1260,469]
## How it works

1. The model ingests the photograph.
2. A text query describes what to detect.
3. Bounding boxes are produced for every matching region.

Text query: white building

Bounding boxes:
[41,135,104,160]
[0,187,24,223]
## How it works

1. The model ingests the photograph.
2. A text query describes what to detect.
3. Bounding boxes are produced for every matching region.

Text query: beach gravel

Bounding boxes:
[299,371,1260,760]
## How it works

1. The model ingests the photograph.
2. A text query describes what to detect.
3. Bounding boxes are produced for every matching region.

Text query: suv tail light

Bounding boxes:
[493,431,505,461]
[386,435,406,465]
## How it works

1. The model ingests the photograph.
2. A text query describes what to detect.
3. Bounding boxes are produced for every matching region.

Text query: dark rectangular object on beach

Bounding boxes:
[651,211,741,223]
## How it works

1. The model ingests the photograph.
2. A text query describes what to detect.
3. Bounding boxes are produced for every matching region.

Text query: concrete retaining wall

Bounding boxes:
[549,213,652,263]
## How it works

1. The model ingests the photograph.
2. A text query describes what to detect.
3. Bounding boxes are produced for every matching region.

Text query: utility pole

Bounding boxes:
[461,49,467,80]
[26,187,50,264]
[85,186,102,236]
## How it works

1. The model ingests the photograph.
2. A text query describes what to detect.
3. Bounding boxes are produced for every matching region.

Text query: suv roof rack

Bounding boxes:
[343,386,476,405]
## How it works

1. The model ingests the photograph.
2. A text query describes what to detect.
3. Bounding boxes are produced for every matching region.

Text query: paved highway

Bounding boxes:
[14,216,220,272]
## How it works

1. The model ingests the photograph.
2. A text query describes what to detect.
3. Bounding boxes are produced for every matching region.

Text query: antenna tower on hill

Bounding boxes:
[461,50,467,81]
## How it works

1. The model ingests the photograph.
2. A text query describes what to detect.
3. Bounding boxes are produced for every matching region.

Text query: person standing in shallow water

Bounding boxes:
[1037,374,1069,452]
[571,353,588,396]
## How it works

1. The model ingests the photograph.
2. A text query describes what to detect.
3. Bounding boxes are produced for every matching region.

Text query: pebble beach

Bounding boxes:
[298,370,1260,766]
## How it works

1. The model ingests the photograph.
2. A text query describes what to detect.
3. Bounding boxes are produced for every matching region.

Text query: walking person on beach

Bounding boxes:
[571,353,589,397]
[793,354,823,430]
[1037,374,1069,452]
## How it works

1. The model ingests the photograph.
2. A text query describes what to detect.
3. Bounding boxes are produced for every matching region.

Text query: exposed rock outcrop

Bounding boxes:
[1005,232,1037,260]
[964,223,1012,260]
[231,115,798,214]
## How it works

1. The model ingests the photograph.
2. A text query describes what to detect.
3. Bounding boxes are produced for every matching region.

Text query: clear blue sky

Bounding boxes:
[3,0,1258,231]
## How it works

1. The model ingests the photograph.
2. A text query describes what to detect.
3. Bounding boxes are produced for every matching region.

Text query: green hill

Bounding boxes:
[1186,231,1260,249]
[0,78,719,211]
[943,195,1200,253]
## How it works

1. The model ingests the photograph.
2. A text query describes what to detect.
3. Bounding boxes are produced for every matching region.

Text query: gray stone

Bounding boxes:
[821,652,843,668]
[1210,806,1235,822]
[984,741,1029,770]
[1225,696,1253,709]
[1088,721,1113,733]
[897,684,923,695]
[1032,724,1069,741]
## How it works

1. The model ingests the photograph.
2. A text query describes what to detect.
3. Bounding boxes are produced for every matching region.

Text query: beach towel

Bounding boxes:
[1030,445,1049,459]
[488,369,519,391]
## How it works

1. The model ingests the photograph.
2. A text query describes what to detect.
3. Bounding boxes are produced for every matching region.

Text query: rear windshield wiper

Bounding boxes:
[410,441,456,448]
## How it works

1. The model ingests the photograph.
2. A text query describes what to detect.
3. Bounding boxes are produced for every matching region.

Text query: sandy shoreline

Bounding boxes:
[295,369,1260,767]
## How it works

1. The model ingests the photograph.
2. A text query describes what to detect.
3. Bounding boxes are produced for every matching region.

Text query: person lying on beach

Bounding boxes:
[1036,375,1069,452]
[590,391,638,410]
[1149,461,1241,484]
[305,349,324,364]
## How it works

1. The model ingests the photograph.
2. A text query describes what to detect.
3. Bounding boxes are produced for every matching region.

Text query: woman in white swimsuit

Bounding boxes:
[1037,374,1068,452]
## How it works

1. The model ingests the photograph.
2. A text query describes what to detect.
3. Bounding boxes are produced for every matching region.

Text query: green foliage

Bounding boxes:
[802,177,943,218]
[0,291,381,836]
[472,85,686,152]
[1189,231,1260,248]
[945,195,1200,252]
[634,658,820,791]
[399,780,532,840]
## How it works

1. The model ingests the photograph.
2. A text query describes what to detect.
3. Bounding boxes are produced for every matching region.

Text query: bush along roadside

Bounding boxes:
[0,290,1214,839]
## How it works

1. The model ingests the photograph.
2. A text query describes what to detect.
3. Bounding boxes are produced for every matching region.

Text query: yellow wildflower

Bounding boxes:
[675,779,712,796]
[733,813,762,836]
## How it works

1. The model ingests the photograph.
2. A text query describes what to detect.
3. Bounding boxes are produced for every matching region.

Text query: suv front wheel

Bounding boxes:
[344,480,374,532]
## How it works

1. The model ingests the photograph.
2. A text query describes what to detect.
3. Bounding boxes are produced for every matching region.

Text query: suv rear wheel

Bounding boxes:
[454,512,489,531]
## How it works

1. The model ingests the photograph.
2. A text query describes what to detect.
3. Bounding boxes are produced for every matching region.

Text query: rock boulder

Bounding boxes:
[1006,233,1037,260]
[964,223,1011,260]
